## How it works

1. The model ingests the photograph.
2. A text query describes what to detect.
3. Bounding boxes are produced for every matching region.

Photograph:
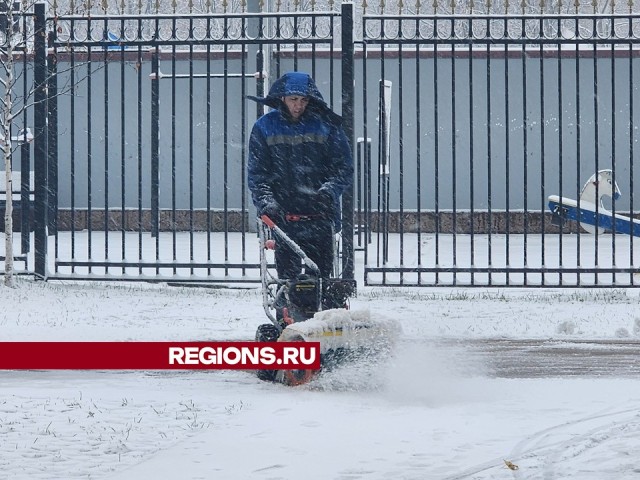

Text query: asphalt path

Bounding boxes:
[441,338,640,378]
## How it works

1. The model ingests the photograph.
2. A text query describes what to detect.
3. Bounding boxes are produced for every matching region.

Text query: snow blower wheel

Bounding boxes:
[282,368,316,386]
[280,335,317,386]
[255,324,279,382]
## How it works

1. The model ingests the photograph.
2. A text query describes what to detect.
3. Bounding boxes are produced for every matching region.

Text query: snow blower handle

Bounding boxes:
[260,214,277,230]
[260,215,321,275]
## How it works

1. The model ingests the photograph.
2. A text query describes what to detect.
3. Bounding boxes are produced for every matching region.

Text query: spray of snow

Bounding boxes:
[378,338,497,407]
[309,330,497,409]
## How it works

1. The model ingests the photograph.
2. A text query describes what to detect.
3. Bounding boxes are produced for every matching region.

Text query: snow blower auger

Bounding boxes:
[254,214,400,386]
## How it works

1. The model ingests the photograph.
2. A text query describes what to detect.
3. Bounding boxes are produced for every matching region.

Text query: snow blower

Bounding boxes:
[254,215,400,386]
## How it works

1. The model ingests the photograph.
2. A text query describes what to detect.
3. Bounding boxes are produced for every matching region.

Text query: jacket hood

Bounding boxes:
[248,72,341,123]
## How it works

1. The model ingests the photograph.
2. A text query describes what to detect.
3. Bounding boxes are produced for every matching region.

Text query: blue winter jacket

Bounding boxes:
[247,72,353,231]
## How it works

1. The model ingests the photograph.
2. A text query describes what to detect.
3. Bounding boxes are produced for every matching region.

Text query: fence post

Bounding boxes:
[151,47,159,238]
[18,8,30,255]
[341,1,355,280]
[249,0,264,121]
[47,29,58,236]
[255,49,264,120]
[33,2,47,279]
[19,136,30,253]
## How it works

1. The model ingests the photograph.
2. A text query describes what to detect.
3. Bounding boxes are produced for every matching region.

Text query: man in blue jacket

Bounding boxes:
[248,72,353,282]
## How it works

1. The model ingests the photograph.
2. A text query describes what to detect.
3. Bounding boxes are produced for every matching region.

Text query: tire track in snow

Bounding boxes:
[440,408,640,480]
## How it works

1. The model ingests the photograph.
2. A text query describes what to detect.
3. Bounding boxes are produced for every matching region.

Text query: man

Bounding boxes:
[247,71,353,281]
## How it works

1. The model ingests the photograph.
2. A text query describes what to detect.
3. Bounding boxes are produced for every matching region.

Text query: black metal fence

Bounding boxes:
[357,14,640,287]
[0,6,39,272]
[41,7,353,281]
[4,5,640,287]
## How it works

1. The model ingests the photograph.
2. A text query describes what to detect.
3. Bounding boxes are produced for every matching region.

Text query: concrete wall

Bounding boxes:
[10,49,640,228]
[356,49,640,213]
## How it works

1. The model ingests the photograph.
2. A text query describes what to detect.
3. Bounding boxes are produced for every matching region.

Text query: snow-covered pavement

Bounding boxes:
[1,280,640,479]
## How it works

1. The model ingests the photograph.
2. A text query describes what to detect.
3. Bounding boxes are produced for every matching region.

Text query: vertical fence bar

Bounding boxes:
[366,136,372,247]
[355,138,370,252]
[539,31,545,286]
[46,27,57,241]
[137,41,145,274]
[33,2,47,279]
[414,29,422,285]
[189,37,195,275]
[434,31,440,285]
[274,15,282,78]
[341,1,355,280]
[223,24,230,277]
[521,19,528,286]
[120,19,126,274]
[593,30,600,285]
[256,48,264,120]
[610,41,616,282]
[361,38,370,280]
[151,47,160,244]
[575,35,582,286]
[451,25,457,286]
[486,26,492,286]
[20,50,30,255]
[329,15,334,108]
[467,24,474,285]
[241,40,248,276]
[70,29,76,274]
[151,47,160,264]
[330,17,336,109]
[17,0,28,258]
[377,78,386,271]
[504,24,510,285]
[170,42,177,272]
[86,34,93,274]
[311,15,317,79]
[103,40,109,270]
[629,31,635,285]
[206,24,212,276]
[45,30,57,273]
[557,28,564,285]
[20,23,32,256]
[19,137,30,254]
[293,14,299,71]
[356,140,363,248]
[397,34,404,285]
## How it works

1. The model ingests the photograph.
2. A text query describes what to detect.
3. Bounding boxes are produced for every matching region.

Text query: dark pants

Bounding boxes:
[275,218,334,280]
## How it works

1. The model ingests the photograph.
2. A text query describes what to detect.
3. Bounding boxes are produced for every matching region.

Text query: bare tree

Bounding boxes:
[1,1,113,286]
[0,0,23,287]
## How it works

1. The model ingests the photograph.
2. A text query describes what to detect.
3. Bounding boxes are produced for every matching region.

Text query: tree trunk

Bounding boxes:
[2,7,15,288]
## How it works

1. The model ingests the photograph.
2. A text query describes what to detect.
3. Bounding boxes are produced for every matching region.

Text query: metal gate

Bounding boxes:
[43,5,354,282]
[0,6,44,276]
[8,4,640,288]
[358,13,640,287]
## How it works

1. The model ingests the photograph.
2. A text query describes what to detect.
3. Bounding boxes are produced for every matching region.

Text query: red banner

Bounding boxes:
[0,342,321,370]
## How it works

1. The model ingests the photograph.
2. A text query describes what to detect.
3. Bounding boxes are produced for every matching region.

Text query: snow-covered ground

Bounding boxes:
[1,278,640,479]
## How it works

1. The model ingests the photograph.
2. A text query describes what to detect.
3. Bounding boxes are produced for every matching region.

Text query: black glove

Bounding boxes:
[260,202,284,225]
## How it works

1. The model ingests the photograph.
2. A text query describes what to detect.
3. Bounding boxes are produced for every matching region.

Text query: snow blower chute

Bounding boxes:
[254,215,399,386]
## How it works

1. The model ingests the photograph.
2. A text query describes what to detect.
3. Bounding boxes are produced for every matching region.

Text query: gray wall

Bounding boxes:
[20,50,640,215]
[356,51,640,212]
